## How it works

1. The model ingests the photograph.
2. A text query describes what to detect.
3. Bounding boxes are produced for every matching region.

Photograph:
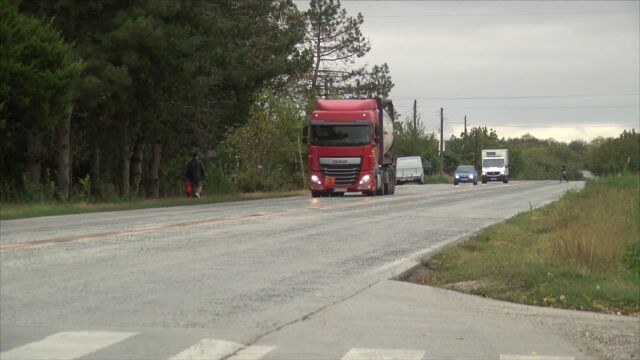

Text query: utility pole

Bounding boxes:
[412,100,417,132]
[474,128,478,168]
[464,115,467,136]
[440,107,444,175]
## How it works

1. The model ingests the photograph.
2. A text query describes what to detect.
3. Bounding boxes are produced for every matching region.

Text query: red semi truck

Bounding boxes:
[304,98,396,197]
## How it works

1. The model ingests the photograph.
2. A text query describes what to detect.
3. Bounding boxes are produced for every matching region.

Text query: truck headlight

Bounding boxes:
[359,174,371,185]
[310,175,322,185]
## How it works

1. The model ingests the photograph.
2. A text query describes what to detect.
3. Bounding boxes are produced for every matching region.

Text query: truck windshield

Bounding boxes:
[483,159,504,167]
[311,125,370,146]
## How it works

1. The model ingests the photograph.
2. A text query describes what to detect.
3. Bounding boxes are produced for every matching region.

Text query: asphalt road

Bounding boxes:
[4,181,635,359]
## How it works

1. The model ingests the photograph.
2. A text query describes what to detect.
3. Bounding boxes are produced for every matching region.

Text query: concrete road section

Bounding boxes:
[2,181,635,359]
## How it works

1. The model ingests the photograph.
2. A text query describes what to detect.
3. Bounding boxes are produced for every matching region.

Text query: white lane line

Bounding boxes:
[169,339,275,360]
[500,355,575,360]
[227,345,276,360]
[341,347,425,360]
[0,331,137,360]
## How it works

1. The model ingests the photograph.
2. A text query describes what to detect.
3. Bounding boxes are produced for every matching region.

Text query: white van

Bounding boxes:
[396,156,425,184]
[481,149,509,184]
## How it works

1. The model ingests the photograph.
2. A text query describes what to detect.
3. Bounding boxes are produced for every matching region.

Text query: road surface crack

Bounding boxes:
[220,279,383,360]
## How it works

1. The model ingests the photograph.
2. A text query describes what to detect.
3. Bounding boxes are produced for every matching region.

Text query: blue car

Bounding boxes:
[454,165,478,185]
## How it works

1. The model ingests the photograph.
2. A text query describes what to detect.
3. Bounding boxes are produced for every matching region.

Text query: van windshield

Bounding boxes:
[311,125,370,146]
[397,158,422,169]
[483,159,504,167]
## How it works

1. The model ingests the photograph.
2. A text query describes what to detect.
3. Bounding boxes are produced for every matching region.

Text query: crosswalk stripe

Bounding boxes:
[0,331,137,360]
[169,339,242,360]
[341,347,426,360]
[500,355,575,360]
[169,339,275,360]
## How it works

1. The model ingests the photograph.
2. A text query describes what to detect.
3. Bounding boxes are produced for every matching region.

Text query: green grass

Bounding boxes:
[412,174,640,315]
[0,190,306,220]
[424,175,452,184]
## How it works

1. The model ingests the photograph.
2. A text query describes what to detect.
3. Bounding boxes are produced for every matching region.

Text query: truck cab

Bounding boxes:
[305,99,396,197]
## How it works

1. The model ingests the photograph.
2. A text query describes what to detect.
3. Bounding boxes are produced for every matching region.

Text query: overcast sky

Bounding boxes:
[296,0,639,142]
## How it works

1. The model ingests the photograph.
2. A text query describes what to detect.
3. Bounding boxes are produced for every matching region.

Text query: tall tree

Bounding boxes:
[0,2,82,195]
[305,0,370,96]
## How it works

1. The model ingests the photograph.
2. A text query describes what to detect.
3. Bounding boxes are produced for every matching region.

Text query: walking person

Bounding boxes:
[185,153,205,198]
[561,165,569,183]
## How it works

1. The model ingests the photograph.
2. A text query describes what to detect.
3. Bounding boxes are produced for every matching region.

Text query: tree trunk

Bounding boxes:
[147,141,162,199]
[55,109,72,200]
[129,139,144,197]
[26,131,43,185]
[310,31,322,93]
[90,142,101,198]
[119,122,130,198]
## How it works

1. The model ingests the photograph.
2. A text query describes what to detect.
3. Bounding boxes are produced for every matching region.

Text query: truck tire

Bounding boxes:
[311,191,321,198]
[388,176,396,194]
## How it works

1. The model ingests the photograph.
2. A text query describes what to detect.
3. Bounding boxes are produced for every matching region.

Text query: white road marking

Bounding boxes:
[0,331,137,360]
[500,355,575,360]
[341,347,426,360]
[169,339,275,360]
[169,339,242,360]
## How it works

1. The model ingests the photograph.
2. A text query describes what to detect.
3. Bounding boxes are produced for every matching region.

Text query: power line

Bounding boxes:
[465,124,637,129]
[364,11,637,18]
[392,93,640,100]
[393,105,638,110]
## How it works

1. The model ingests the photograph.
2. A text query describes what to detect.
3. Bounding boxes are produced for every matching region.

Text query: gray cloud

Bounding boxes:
[298,1,639,141]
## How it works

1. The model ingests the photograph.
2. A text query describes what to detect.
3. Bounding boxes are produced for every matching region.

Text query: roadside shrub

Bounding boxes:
[424,175,451,184]
[622,241,640,278]
[205,162,236,195]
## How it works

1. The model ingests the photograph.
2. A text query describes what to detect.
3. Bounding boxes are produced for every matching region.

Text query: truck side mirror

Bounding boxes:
[302,125,309,144]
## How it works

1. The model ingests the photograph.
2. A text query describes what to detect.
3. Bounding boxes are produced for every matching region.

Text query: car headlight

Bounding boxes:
[455,174,459,178]
[469,174,474,178]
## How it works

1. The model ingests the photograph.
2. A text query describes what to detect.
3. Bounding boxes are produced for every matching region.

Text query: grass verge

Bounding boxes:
[0,190,307,220]
[408,174,640,315]
[424,175,452,184]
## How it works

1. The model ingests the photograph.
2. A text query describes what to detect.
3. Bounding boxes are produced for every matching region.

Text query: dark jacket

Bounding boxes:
[186,158,205,184]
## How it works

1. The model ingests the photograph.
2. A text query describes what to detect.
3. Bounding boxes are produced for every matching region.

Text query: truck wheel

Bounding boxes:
[389,177,396,194]
[311,191,321,198]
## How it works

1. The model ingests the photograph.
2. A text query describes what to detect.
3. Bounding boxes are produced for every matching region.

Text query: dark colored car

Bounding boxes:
[454,165,478,185]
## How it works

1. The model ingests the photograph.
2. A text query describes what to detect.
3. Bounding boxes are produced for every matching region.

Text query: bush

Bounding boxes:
[622,241,640,278]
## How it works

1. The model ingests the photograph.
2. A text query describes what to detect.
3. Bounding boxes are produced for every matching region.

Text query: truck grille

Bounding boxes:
[320,164,360,186]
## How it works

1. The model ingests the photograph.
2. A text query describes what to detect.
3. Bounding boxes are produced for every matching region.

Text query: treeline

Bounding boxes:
[1,0,394,202]
[394,112,639,180]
